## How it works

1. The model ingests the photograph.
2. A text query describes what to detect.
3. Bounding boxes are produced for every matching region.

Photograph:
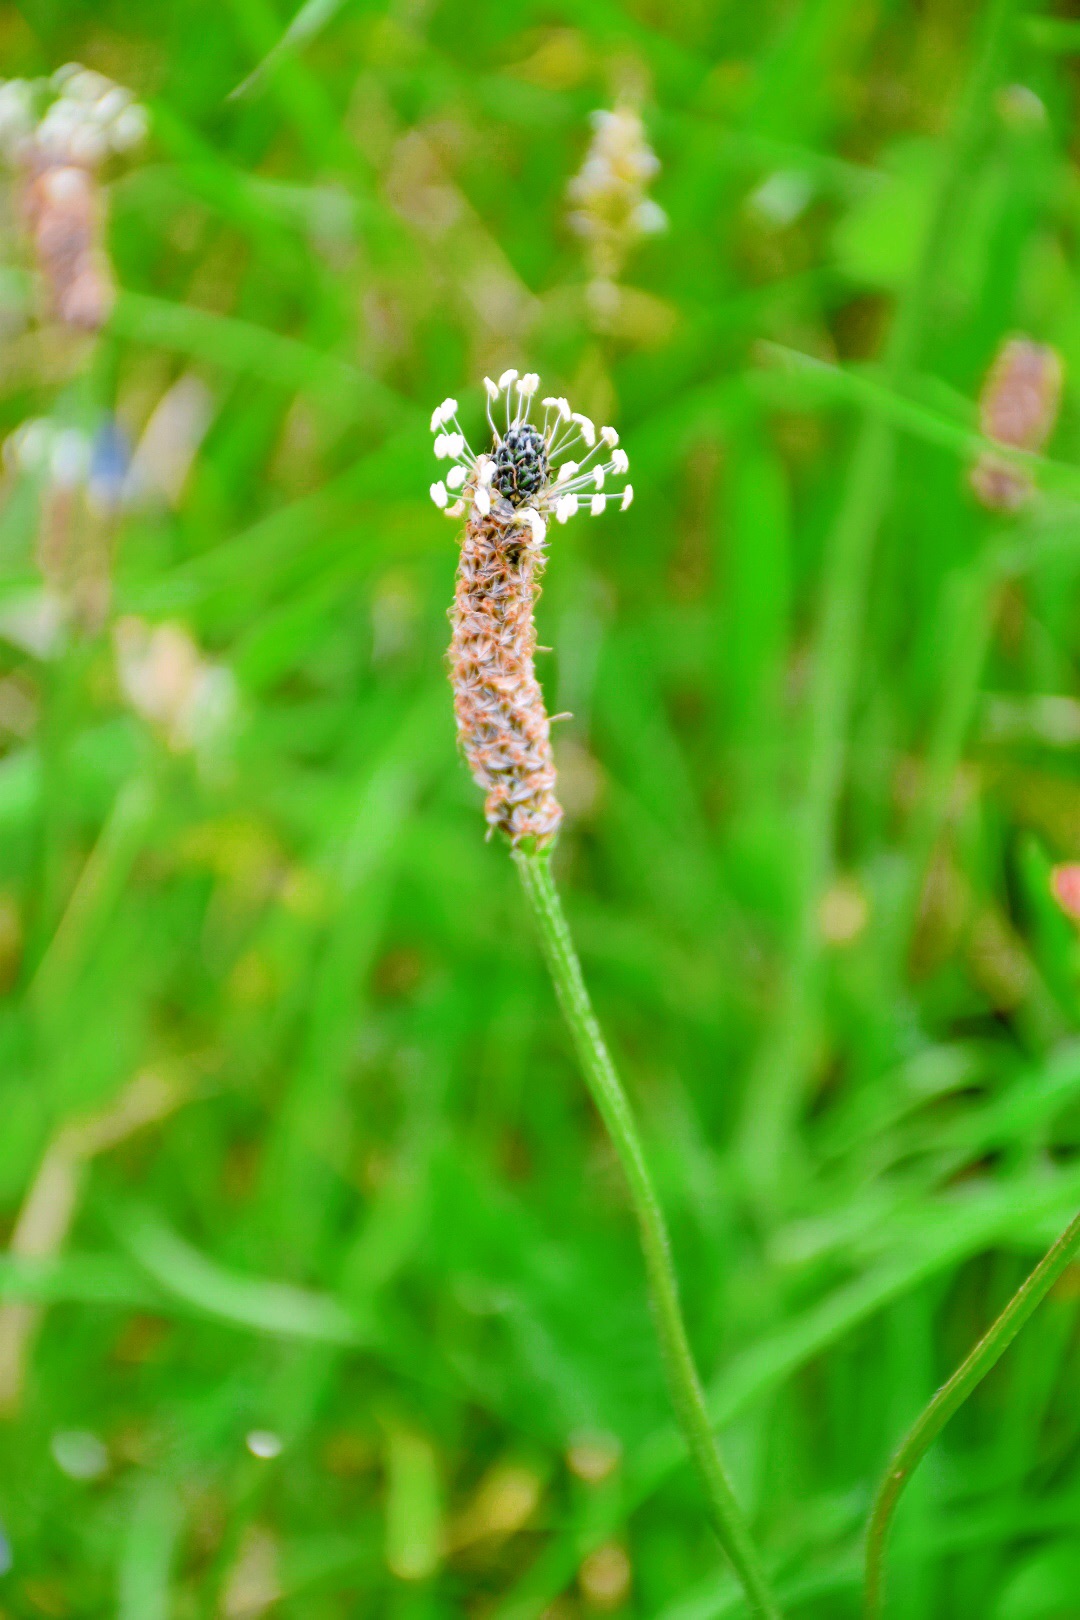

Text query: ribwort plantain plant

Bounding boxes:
[0,66,147,332]
[432,373,781,1619]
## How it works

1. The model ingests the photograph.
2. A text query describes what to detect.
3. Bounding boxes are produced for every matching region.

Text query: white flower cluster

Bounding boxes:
[0,65,147,169]
[429,370,633,541]
[567,106,666,281]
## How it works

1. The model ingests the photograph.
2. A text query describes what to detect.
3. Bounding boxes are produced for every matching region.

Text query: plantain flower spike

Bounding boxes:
[433,372,633,846]
[567,105,666,323]
[970,336,1063,513]
[0,66,148,332]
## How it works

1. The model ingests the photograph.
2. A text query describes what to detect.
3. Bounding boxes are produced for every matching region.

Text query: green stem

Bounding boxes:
[864,1207,1080,1619]
[513,847,782,1620]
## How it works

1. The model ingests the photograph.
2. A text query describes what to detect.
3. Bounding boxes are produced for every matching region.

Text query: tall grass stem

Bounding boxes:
[864,1206,1080,1618]
[513,846,782,1620]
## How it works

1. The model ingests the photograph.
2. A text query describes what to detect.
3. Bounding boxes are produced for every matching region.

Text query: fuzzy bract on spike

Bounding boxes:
[435,372,633,845]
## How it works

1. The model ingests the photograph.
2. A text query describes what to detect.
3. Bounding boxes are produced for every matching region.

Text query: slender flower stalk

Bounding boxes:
[435,375,781,1619]
[864,1206,1080,1618]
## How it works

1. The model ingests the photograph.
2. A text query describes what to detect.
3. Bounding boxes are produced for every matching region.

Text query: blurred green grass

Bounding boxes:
[3,0,1080,1615]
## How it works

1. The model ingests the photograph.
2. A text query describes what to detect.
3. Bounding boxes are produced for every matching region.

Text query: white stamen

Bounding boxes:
[429,377,632,534]
[542,397,571,423]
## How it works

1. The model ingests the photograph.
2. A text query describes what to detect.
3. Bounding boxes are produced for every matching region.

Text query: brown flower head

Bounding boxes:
[970,336,1063,513]
[432,372,633,846]
[0,67,148,332]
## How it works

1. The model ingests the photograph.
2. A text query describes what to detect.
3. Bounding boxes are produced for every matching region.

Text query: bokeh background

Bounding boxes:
[3,0,1080,1615]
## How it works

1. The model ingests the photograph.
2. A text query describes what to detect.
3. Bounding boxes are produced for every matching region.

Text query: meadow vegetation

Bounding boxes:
[3,0,1080,1615]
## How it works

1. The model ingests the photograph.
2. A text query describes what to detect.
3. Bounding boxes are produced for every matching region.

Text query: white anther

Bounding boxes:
[555,493,579,523]
[620,484,634,510]
[516,372,539,396]
[497,369,518,390]
[524,507,546,542]
[447,466,466,489]
[593,467,605,488]
[430,481,448,508]
[556,461,579,484]
[590,494,605,515]
[474,485,491,516]
[477,457,495,485]
[611,448,629,474]
[111,104,148,151]
[484,377,499,400]
[600,425,619,447]
[572,413,596,446]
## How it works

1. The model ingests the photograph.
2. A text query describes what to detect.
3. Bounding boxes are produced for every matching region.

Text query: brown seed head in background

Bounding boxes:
[970,336,1064,513]
[0,67,148,334]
